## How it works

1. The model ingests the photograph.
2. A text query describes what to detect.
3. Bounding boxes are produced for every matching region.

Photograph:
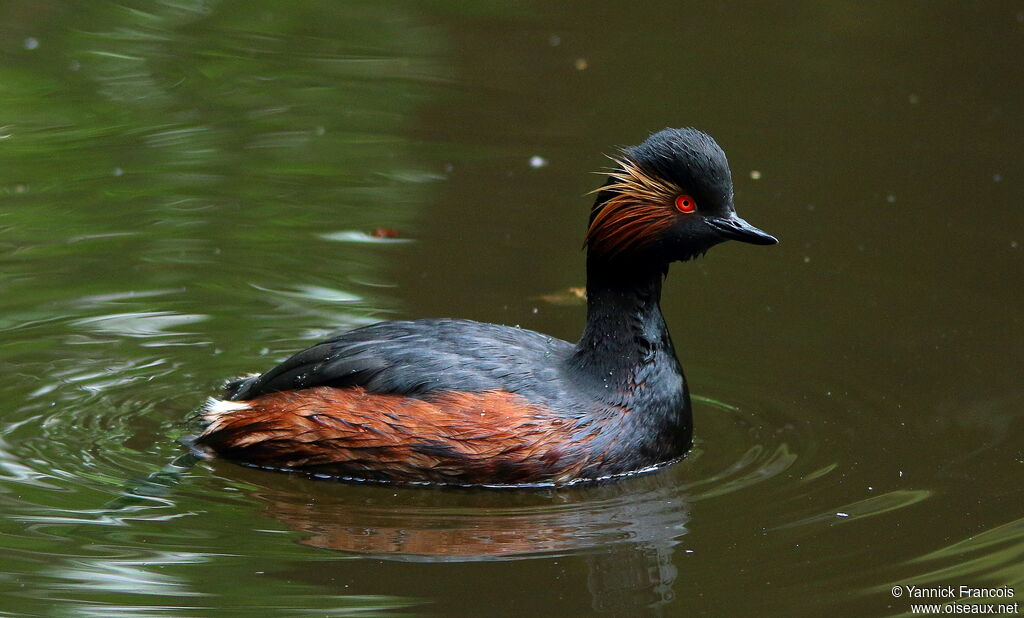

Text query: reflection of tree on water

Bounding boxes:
[241,470,690,613]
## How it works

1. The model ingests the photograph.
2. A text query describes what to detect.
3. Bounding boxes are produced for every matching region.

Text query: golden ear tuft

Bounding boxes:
[584,157,680,257]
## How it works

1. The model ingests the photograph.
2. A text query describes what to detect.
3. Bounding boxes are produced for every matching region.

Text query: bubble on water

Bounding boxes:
[993,173,1002,182]
[549,35,561,46]
[529,156,548,168]
[113,167,124,177]
[886,194,896,203]
[24,37,39,50]
[574,58,588,71]
[750,170,761,180]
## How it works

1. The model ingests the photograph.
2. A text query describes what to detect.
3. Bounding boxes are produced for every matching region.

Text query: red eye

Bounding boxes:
[674,194,697,213]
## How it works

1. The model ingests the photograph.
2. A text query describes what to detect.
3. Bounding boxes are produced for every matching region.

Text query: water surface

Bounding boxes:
[1,1,1021,615]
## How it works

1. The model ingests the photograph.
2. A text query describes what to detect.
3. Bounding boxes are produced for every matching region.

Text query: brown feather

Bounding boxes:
[198,387,603,485]
[585,157,680,256]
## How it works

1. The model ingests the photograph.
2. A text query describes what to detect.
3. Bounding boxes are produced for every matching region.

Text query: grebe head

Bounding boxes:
[586,127,778,264]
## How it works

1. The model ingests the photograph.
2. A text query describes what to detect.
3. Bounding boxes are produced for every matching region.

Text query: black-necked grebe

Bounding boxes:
[196,128,778,485]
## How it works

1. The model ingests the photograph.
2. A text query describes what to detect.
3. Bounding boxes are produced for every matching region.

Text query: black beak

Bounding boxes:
[705,215,778,245]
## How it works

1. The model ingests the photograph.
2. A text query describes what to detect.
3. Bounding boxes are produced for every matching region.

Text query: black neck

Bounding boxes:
[567,255,676,387]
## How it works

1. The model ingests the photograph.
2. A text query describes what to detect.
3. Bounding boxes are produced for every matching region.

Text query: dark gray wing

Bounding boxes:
[227,318,574,401]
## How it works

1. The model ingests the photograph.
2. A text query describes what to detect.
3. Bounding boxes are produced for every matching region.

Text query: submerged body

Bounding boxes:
[197,128,777,485]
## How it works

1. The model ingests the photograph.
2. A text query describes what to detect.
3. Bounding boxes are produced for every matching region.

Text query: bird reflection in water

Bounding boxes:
[226,465,691,612]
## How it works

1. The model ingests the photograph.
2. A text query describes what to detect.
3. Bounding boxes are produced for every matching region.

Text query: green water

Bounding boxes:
[1,1,1021,615]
